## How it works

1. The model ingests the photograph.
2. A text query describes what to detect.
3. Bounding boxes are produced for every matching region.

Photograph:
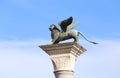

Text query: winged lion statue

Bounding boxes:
[49,16,97,44]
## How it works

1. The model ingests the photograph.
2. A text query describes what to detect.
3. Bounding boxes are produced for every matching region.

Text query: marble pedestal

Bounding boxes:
[39,42,86,78]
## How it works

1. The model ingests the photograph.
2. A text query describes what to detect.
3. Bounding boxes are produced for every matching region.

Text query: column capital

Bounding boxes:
[39,42,86,78]
[39,42,86,57]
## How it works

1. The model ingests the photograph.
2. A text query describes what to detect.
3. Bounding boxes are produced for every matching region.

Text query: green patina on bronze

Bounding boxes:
[49,16,98,44]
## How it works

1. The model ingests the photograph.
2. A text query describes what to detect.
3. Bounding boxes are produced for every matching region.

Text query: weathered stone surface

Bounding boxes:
[39,42,86,78]
[39,42,86,56]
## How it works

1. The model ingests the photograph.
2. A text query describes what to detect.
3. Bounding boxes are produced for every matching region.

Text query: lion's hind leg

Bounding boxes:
[73,36,79,44]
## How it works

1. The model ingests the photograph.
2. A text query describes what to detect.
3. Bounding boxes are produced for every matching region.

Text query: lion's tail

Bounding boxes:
[78,31,98,44]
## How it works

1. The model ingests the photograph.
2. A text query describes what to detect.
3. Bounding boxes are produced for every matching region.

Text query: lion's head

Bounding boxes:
[49,24,60,32]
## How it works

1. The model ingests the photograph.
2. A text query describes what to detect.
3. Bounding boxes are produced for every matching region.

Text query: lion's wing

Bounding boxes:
[59,16,73,32]
[67,21,78,31]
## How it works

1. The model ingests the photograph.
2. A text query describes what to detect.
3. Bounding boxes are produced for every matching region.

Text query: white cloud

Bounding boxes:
[75,39,120,78]
[0,39,120,78]
[0,40,54,78]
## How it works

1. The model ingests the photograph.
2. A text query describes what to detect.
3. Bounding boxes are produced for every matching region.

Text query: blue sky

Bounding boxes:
[0,0,120,78]
[0,0,120,40]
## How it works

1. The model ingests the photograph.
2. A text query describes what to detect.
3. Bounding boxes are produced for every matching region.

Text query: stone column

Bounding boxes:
[39,42,86,78]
